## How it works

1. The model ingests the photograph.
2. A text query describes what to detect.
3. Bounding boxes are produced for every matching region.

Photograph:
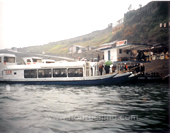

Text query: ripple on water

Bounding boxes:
[0,83,168,133]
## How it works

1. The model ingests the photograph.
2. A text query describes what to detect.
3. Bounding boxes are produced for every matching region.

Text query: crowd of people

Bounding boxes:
[98,63,146,75]
[118,63,145,74]
[127,63,145,75]
[99,65,110,75]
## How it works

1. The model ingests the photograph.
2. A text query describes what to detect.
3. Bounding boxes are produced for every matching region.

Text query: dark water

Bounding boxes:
[0,83,169,133]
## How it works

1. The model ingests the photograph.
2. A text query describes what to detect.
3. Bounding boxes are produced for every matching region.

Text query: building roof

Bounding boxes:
[69,45,84,48]
[100,43,150,51]
[22,57,42,59]
[0,53,16,57]
[100,41,117,46]
[96,41,117,51]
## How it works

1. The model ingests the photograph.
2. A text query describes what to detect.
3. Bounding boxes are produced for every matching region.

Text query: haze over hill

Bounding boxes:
[19,27,112,54]
[18,1,169,55]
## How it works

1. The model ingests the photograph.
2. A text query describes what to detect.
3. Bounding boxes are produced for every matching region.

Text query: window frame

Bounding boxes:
[68,68,83,77]
[4,56,15,63]
[33,59,42,63]
[53,68,67,77]
[24,69,37,78]
[119,49,122,54]
[38,69,52,78]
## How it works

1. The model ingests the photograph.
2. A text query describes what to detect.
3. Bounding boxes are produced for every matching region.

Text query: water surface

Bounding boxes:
[0,83,169,133]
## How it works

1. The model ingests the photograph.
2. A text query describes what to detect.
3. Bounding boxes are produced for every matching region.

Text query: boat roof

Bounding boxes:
[0,53,16,57]
[22,57,42,60]
[42,59,55,62]
[100,43,150,51]
[4,61,88,70]
[4,65,41,70]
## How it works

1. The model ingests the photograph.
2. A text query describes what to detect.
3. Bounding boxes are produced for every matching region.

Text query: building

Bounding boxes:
[86,46,96,51]
[77,47,86,53]
[11,47,18,52]
[101,40,150,62]
[69,45,97,54]
[68,45,84,53]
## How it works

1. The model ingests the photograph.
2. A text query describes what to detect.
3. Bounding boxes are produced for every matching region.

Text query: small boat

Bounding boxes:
[0,54,132,85]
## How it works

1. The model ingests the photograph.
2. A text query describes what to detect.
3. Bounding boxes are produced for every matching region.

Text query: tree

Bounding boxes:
[139,4,142,8]
[128,4,132,11]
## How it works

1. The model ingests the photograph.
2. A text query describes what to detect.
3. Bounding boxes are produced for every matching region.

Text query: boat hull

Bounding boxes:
[0,73,132,85]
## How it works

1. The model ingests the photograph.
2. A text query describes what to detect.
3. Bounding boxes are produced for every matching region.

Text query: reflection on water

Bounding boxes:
[0,83,169,133]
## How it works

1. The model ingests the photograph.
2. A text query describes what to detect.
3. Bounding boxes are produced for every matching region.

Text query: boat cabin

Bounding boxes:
[0,53,107,83]
[22,57,42,65]
[0,54,16,65]
[0,54,16,78]
[2,59,99,80]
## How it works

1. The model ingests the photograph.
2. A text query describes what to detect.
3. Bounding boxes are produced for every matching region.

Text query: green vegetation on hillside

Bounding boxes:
[19,27,112,54]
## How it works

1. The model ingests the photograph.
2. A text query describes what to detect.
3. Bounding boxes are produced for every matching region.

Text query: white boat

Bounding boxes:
[0,53,132,85]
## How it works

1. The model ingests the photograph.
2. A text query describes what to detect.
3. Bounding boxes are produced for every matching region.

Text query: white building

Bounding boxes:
[101,40,149,62]
[102,40,129,62]
[69,45,96,53]
[69,45,84,53]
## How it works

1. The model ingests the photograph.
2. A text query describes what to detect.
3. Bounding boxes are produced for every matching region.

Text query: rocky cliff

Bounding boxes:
[111,1,169,44]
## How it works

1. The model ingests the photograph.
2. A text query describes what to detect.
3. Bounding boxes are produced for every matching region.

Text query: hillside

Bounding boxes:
[18,27,112,55]
[18,1,169,55]
[111,1,169,44]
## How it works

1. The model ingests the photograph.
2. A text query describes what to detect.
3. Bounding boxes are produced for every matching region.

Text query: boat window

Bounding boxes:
[53,69,67,77]
[68,68,83,77]
[46,61,55,63]
[27,59,31,62]
[119,49,122,54]
[24,70,37,78]
[33,59,42,63]
[38,69,51,78]
[4,57,15,63]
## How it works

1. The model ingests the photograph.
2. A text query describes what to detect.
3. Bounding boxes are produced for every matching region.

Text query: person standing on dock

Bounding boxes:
[124,63,128,71]
[128,64,132,72]
[140,64,145,75]
[112,65,116,73]
[99,65,104,75]
[135,64,140,74]
[98,54,100,62]
[104,65,110,74]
